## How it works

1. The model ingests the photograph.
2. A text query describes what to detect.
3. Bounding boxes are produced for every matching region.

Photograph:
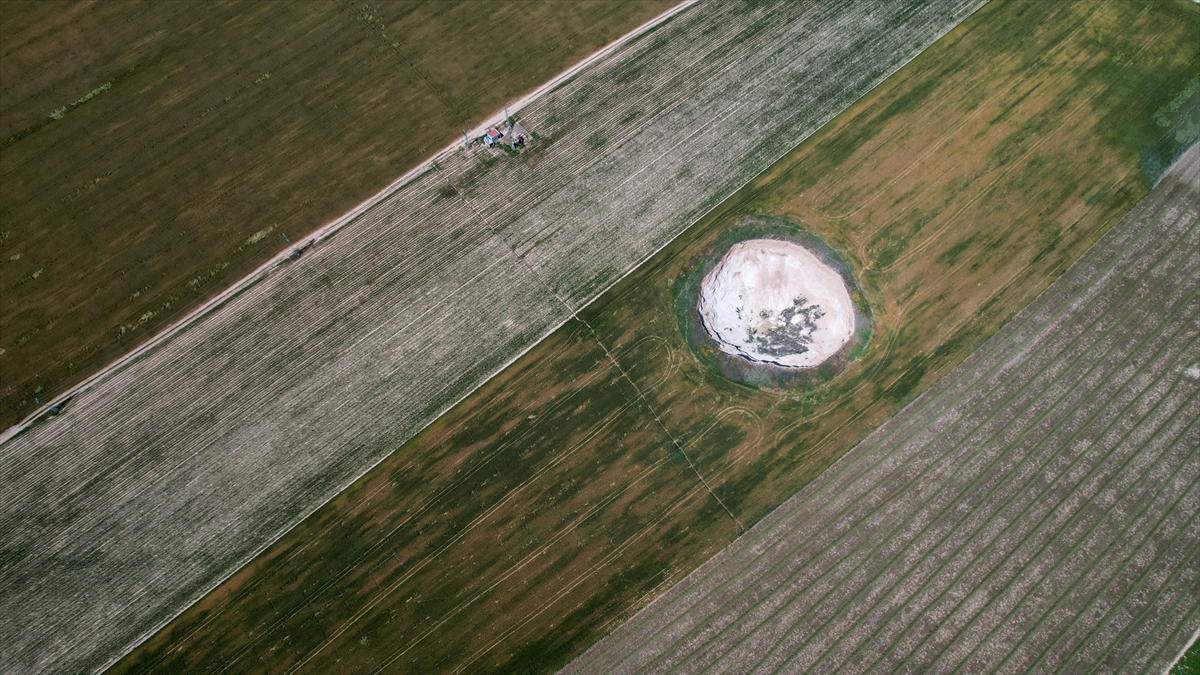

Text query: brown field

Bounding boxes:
[567,140,1200,675]
[107,1,1200,673]
[0,0,677,427]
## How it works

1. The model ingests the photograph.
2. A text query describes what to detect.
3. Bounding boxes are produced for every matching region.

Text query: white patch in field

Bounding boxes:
[1185,364,1200,380]
[698,239,855,368]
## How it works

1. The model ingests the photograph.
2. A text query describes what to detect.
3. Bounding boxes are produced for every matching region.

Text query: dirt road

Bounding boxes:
[0,2,983,673]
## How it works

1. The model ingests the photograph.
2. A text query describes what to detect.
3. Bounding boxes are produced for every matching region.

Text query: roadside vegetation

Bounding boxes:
[111,1,1199,673]
[0,0,676,427]
[1174,640,1200,675]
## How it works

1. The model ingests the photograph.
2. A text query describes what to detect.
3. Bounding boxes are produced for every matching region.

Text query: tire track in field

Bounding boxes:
[580,158,1190,667]
[0,3,988,673]
[624,187,1195,672]
[564,138,1200,675]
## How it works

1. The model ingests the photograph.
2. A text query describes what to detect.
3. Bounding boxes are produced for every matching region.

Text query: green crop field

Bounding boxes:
[0,0,676,427]
[566,141,1200,675]
[111,1,1198,673]
[1175,640,1200,675]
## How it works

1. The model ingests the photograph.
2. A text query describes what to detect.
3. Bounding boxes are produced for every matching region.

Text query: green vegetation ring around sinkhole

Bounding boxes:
[673,215,873,392]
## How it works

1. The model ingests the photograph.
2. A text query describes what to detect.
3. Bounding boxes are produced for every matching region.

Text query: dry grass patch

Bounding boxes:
[111,1,1198,673]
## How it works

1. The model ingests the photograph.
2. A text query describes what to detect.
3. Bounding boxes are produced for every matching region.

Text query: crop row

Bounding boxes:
[103,2,1200,670]
[566,145,1200,674]
[0,2,986,673]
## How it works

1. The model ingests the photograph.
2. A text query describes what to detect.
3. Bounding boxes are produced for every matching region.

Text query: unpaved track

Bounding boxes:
[0,2,983,673]
[564,145,1200,675]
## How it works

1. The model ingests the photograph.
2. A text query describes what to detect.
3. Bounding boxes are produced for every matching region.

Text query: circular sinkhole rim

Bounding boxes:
[673,216,873,392]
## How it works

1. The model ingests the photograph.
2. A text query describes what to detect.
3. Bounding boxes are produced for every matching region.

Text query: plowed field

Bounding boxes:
[567,143,1200,675]
[108,1,1198,674]
[1,1,989,673]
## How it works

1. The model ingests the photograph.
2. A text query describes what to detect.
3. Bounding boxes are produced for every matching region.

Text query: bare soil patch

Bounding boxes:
[698,239,855,368]
[108,1,1199,673]
[676,217,872,391]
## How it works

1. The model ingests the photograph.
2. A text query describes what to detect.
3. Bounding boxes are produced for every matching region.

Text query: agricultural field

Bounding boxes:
[1175,640,1200,675]
[567,144,1200,675]
[0,0,678,427]
[108,1,1199,674]
[0,2,987,673]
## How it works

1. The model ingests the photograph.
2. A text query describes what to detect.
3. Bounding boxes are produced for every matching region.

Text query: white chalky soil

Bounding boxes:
[698,239,855,368]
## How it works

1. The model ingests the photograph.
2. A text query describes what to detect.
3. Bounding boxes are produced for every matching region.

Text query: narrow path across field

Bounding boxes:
[564,144,1200,674]
[0,2,984,674]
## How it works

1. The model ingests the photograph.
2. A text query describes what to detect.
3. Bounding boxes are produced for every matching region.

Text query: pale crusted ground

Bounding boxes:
[0,2,983,673]
[565,145,1200,675]
[698,240,854,368]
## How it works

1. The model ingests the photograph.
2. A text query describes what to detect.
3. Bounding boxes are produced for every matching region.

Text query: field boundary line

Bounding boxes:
[208,392,640,674]
[53,2,711,668]
[1158,605,1200,674]
[656,225,1197,675]
[579,157,1190,669]
[148,362,617,674]
[428,159,746,527]
[0,0,699,446]
[772,278,1200,675]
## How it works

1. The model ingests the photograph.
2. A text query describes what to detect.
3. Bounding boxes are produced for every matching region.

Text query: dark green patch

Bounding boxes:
[883,358,928,404]
[937,234,977,266]
[1031,222,1062,264]
[584,129,607,151]
[1171,638,1200,675]
[1083,8,1200,185]
[872,234,910,269]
